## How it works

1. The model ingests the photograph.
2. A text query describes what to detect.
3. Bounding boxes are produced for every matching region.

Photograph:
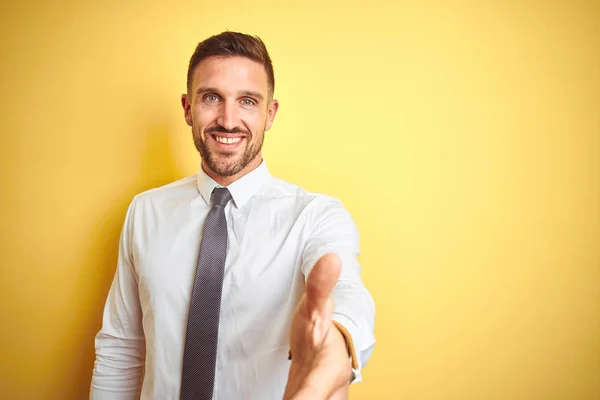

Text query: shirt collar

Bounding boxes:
[196,160,271,208]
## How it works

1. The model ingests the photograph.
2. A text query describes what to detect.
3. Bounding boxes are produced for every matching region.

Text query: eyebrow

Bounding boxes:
[195,86,218,97]
[195,87,264,103]
[240,90,264,103]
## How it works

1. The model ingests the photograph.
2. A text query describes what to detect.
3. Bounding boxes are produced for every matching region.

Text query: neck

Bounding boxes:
[202,156,263,186]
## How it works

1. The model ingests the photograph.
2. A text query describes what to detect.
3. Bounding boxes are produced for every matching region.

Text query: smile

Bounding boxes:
[213,135,243,144]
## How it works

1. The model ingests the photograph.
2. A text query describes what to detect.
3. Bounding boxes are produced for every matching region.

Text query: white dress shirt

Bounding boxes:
[90,161,376,400]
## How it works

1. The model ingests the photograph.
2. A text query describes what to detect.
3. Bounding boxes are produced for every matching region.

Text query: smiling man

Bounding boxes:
[90,31,375,400]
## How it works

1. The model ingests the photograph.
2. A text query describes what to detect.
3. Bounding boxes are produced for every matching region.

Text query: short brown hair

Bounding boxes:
[187,31,275,97]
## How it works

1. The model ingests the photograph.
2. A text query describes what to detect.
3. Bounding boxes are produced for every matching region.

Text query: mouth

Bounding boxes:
[210,134,246,149]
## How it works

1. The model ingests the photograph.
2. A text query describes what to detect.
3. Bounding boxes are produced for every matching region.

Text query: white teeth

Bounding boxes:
[215,136,242,144]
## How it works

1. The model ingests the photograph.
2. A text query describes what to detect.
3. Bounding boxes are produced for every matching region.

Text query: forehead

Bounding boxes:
[191,56,269,95]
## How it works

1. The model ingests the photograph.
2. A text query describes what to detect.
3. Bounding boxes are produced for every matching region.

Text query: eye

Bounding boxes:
[204,94,220,102]
[241,98,256,106]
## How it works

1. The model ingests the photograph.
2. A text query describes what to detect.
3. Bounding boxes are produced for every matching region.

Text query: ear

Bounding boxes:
[181,94,193,127]
[264,99,279,131]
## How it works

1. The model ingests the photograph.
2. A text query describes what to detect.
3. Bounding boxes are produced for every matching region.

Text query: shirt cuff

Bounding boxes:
[332,320,359,370]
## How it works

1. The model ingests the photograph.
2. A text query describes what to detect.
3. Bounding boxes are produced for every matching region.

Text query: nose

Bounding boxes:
[216,100,240,131]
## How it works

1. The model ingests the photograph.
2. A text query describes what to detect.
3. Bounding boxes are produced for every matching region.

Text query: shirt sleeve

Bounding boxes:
[301,196,376,383]
[90,198,146,400]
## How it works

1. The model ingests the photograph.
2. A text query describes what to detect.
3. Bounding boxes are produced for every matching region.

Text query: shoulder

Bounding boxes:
[263,177,341,202]
[265,179,361,256]
[262,176,351,219]
[130,175,198,208]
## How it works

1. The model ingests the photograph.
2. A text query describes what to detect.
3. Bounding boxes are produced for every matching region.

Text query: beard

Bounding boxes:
[193,125,264,177]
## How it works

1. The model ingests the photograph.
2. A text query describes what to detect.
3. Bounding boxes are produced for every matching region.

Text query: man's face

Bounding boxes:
[182,56,278,181]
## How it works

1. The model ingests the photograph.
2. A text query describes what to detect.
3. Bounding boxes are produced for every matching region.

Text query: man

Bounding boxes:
[90,31,375,400]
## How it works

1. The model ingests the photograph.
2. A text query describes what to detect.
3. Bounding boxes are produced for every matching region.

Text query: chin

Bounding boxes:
[210,160,244,177]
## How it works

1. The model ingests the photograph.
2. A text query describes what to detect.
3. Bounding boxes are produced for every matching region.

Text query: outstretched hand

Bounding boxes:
[283,254,352,400]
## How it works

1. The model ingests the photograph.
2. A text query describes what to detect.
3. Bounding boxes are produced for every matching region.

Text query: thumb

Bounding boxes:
[305,253,342,314]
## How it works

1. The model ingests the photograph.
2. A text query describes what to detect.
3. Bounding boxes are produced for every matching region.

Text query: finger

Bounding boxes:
[305,253,342,313]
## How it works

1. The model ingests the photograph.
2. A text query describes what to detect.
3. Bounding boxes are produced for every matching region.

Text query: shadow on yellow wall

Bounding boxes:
[63,125,181,399]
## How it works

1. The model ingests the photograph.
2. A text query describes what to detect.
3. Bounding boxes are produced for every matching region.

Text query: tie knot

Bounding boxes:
[212,187,232,207]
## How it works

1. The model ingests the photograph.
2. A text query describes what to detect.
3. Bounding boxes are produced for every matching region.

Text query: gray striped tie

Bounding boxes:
[180,187,232,400]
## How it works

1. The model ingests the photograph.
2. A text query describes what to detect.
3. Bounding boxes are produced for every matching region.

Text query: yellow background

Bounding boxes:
[1,1,599,399]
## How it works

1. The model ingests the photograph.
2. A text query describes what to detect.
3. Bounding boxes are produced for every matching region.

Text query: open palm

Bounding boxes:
[283,254,352,400]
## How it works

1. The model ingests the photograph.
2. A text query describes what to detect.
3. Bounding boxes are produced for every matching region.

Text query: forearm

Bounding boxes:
[331,277,376,377]
[284,346,351,400]
[300,197,376,382]
[90,198,146,399]
[90,332,145,399]
[284,334,351,400]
